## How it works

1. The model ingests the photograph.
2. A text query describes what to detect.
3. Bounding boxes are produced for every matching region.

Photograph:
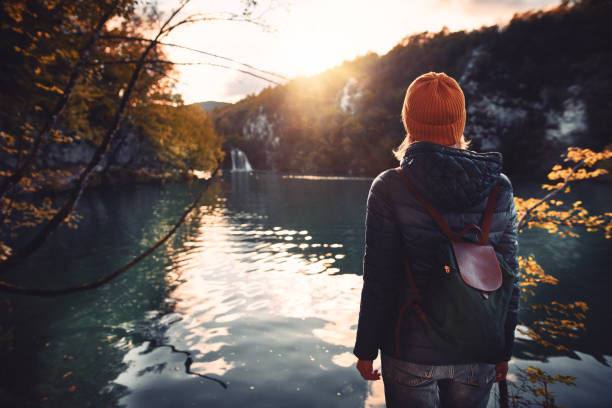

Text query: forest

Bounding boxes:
[213,0,612,177]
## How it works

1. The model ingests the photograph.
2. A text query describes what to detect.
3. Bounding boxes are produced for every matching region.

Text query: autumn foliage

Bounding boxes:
[0,0,224,264]
[516,147,611,350]
[508,146,611,406]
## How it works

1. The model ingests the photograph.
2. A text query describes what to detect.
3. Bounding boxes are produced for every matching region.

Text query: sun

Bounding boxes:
[283,32,336,77]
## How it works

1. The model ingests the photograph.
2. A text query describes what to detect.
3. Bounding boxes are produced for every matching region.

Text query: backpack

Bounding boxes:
[395,167,515,363]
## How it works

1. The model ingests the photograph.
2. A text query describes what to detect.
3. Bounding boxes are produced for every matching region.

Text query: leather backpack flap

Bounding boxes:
[451,241,502,292]
[395,167,503,293]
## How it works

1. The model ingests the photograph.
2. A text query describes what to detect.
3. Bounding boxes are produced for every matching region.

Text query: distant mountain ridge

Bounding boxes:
[212,0,612,176]
[194,101,229,112]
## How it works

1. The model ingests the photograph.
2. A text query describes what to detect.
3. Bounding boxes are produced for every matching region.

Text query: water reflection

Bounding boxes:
[108,173,611,408]
[111,172,383,407]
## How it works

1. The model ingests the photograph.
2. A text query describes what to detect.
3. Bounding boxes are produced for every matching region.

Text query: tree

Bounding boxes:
[135,102,224,171]
[0,0,284,284]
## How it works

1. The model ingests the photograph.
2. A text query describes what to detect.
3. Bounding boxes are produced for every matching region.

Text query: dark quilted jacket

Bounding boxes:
[353,141,520,364]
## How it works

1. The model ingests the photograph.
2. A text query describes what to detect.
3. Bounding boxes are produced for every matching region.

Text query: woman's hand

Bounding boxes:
[494,361,508,382]
[356,359,381,381]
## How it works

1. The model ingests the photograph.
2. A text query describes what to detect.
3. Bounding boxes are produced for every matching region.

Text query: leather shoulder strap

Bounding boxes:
[396,167,458,241]
[396,167,500,245]
[478,183,500,245]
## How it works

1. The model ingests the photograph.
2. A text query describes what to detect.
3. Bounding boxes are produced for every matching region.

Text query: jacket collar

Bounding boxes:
[400,141,503,210]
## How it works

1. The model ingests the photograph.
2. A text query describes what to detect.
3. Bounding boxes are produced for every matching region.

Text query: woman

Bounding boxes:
[353,72,520,407]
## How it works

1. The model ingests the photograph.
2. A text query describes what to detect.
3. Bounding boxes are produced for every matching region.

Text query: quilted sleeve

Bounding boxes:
[497,181,520,362]
[353,172,404,361]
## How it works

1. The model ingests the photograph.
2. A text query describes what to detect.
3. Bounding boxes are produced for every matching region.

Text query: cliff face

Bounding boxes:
[5,99,227,193]
[23,126,186,192]
[213,0,612,177]
[241,106,282,169]
[40,128,159,171]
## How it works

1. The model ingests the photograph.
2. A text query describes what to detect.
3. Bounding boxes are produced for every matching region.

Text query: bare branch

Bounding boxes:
[90,58,283,85]
[160,12,269,34]
[159,0,192,34]
[0,169,220,295]
[101,34,288,80]
[185,62,283,85]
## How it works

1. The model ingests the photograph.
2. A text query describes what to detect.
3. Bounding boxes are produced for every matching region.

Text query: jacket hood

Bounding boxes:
[400,141,503,211]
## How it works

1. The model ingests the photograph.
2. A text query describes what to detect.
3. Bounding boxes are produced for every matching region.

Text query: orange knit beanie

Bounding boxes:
[402,72,466,146]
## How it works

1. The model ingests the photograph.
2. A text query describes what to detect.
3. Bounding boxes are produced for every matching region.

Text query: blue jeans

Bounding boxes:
[381,354,495,408]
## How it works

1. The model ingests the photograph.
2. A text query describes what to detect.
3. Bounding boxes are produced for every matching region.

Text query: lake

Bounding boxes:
[1,171,611,407]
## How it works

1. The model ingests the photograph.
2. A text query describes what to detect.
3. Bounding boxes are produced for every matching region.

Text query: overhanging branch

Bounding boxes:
[517,158,586,231]
[0,169,219,296]
[101,34,288,80]
[160,13,269,34]
[90,58,283,85]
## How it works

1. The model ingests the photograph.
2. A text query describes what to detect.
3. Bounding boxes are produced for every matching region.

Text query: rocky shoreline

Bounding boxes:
[4,126,203,195]
[15,165,199,196]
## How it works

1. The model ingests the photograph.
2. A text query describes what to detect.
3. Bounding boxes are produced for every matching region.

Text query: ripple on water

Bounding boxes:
[111,194,379,407]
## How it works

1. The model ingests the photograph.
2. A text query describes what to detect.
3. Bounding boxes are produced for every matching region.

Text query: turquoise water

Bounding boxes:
[1,172,610,407]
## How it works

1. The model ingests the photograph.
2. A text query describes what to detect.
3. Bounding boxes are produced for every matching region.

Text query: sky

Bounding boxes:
[157,0,561,104]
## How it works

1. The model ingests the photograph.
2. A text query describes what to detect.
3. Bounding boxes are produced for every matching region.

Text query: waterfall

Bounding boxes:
[230,148,253,172]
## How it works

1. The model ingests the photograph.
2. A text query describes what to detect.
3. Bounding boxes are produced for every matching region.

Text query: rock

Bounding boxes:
[20,126,189,193]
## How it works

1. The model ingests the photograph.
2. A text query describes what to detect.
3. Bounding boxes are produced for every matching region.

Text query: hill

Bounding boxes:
[212,0,612,177]
[195,101,229,112]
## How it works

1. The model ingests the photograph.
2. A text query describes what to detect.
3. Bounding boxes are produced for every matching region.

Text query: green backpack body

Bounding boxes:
[395,168,515,363]
[420,243,515,362]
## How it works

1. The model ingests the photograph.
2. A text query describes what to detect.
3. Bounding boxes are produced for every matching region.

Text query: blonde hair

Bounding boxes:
[393,134,471,161]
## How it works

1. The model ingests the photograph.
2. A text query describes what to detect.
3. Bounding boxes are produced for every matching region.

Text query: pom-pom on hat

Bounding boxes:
[401,72,466,146]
